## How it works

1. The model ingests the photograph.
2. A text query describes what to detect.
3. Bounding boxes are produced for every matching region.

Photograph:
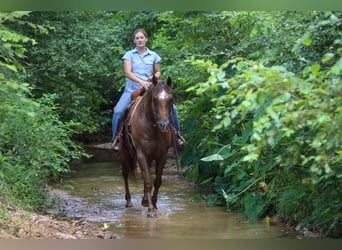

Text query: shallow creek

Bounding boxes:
[62,147,295,239]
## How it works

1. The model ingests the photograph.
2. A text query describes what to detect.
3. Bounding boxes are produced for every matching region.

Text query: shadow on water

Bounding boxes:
[62,147,296,239]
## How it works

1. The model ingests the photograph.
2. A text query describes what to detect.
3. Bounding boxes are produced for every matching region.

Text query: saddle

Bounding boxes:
[131,88,145,100]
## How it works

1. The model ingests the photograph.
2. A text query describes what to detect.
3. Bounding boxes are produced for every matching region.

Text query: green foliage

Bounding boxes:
[0,12,86,211]
[0,11,36,74]
[182,12,342,236]
[0,76,85,210]
[17,11,130,134]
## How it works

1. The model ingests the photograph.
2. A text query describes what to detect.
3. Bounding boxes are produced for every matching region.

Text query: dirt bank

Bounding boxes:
[0,199,118,239]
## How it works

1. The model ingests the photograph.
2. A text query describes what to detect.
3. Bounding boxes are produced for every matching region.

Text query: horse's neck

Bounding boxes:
[138,91,155,125]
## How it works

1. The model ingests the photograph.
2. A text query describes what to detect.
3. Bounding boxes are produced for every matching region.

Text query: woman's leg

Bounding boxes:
[170,104,180,131]
[170,104,185,145]
[111,91,132,142]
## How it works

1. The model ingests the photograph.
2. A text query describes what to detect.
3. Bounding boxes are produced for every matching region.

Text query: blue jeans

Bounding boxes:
[111,90,181,142]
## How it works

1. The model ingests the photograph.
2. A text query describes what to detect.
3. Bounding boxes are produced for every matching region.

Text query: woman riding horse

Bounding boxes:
[110,28,185,151]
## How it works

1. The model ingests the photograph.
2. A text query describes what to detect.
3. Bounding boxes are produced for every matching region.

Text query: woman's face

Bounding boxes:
[134,31,148,48]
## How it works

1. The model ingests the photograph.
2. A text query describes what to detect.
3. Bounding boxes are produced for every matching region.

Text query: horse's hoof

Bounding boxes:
[126,201,133,207]
[147,211,157,218]
[141,199,148,207]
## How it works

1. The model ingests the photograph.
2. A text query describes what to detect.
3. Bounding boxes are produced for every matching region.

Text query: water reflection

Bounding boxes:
[63,149,294,239]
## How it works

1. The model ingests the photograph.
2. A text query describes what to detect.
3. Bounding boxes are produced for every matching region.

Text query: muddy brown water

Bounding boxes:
[62,147,295,239]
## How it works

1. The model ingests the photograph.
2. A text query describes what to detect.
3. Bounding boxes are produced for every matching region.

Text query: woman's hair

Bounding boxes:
[133,29,148,40]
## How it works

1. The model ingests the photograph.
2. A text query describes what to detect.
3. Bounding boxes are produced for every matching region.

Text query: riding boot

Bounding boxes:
[177,131,186,146]
[172,127,186,151]
[111,136,119,151]
[111,109,125,151]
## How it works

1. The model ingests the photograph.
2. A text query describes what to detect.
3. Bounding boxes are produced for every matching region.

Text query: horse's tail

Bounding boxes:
[119,147,138,184]
[120,115,138,184]
[127,157,138,184]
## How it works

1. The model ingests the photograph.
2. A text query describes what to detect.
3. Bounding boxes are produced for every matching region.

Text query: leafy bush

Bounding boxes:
[179,11,342,237]
[183,51,341,235]
[0,11,85,211]
[0,77,85,210]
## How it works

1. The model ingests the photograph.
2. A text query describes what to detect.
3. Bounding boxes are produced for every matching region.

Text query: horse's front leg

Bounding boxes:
[152,156,166,209]
[137,153,157,218]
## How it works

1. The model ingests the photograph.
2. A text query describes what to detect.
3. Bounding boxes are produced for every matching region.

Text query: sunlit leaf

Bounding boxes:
[201,154,224,162]
[242,153,259,162]
[311,63,321,74]
[245,88,253,99]
[302,37,312,46]
[322,53,335,63]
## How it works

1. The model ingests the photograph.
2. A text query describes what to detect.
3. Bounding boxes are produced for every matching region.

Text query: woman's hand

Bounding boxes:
[140,80,152,89]
[148,74,155,81]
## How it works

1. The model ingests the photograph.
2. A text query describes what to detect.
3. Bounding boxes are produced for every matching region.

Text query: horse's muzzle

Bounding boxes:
[157,120,170,132]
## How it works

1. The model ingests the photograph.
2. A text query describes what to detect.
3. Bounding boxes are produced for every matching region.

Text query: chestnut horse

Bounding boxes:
[119,76,173,218]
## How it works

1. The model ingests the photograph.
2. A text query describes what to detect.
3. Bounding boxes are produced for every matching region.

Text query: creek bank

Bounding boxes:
[0,201,118,239]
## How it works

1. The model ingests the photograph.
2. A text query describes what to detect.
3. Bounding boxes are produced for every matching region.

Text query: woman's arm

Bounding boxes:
[151,62,161,80]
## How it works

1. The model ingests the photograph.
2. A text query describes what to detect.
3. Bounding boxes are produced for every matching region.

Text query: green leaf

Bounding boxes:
[184,166,199,181]
[222,189,229,203]
[322,53,335,63]
[199,177,214,186]
[4,64,18,72]
[302,37,312,46]
[242,153,259,162]
[244,193,266,220]
[224,162,238,177]
[245,88,253,99]
[205,194,219,207]
[200,153,224,162]
[311,63,321,74]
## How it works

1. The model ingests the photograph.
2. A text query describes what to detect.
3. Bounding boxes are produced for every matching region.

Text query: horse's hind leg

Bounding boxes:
[122,163,133,207]
[121,153,134,208]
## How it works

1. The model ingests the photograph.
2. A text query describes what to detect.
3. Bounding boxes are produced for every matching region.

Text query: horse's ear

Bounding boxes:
[152,74,158,85]
[166,76,172,86]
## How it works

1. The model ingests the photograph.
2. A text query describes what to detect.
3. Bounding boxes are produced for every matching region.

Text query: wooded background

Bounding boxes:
[1,11,341,237]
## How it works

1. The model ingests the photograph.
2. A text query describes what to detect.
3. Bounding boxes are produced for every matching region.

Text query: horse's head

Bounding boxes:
[150,75,173,132]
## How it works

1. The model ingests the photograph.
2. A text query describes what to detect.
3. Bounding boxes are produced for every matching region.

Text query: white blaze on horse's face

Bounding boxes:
[159,89,170,100]
[155,89,172,132]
